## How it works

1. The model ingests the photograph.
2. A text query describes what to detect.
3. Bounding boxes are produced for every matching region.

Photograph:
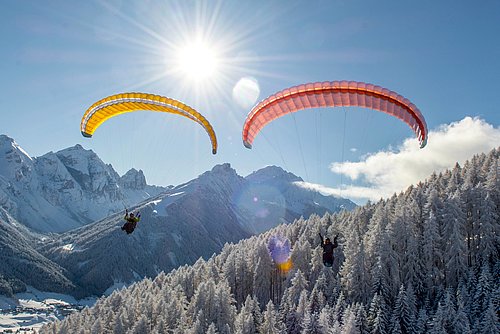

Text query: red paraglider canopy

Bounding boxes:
[242,81,427,149]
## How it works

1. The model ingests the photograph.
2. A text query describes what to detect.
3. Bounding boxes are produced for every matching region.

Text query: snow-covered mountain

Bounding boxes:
[0,135,167,233]
[0,134,355,298]
[243,165,354,232]
[39,163,354,297]
[0,212,74,298]
[39,147,500,334]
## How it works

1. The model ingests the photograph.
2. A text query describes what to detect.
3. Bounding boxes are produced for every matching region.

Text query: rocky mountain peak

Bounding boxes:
[0,135,34,183]
[121,168,147,190]
[246,165,303,183]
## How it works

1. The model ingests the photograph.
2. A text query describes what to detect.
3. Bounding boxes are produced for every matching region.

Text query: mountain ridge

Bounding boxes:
[0,134,355,298]
[0,135,167,233]
[40,161,354,297]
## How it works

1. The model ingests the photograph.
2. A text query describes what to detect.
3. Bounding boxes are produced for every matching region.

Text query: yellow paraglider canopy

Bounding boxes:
[80,92,217,154]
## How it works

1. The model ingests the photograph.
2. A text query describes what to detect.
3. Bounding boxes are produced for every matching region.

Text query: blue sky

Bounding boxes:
[1,0,499,203]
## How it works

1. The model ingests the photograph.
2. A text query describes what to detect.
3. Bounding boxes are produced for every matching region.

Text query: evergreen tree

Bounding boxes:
[454,290,471,334]
[341,306,361,334]
[491,273,500,329]
[340,227,368,303]
[308,280,327,315]
[187,278,237,333]
[260,301,285,334]
[309,246,326,284]
[446,163,463,195]
[90,318,103,334]
[333,291,347,324]
[367,293,389,334]
[291,235,313,279]
[154,318,169,334]
[354,303,368,334]
[214,279,238,334]
[390,285,416,334]
[382,204,403,300]
[235,295,262,334]
[300,309,314,334]
[483,153,499,209]
[282,270,309,312]
[477,192,499,265]
[472,264,493,321]
[478,299,499,334]
[207,323,219,334]
[440,290,457,333]
[253,244,274,306]
[288,290,309,334]
[370,256,391,306]
[129,314,149,334]
[187,310,206,334]
[403,225,421,295]
[428,301,447,334]
[414,308,428,334]
[331,319,342,333]
[422,204,444,300]
[443,192,467,288]
[317,305,333,334]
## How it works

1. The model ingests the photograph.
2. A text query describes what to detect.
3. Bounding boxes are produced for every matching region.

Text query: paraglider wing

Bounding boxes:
[81,93,218,154]
[242,81,427,149]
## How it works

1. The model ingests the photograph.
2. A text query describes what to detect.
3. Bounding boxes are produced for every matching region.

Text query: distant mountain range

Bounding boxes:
[0,135,167,233]
[0,134,355,297]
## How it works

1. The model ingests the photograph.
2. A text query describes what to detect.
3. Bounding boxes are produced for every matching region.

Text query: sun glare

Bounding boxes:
[177,41,218,81]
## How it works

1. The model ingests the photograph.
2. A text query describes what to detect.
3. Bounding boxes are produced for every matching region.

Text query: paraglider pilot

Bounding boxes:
[121,209,141,234]
[319,233,338,267]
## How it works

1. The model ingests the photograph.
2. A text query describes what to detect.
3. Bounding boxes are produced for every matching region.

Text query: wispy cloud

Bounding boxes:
[296,117,500,203]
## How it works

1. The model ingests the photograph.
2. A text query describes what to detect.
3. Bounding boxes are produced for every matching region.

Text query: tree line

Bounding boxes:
[40,148,499,333]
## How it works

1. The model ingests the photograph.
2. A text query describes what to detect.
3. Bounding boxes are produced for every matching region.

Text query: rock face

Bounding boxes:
[0,135,166,233]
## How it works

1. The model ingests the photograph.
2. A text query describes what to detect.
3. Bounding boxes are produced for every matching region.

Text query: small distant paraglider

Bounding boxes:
[81,92,218,154]
[319,233,338,267]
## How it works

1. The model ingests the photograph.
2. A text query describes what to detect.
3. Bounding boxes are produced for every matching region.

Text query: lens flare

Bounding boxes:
[231,183,286,231]
[267,235,292,272]
[232,76,260,109]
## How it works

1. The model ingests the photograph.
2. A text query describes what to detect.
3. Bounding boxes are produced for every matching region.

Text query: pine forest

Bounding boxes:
[40,148,499,333]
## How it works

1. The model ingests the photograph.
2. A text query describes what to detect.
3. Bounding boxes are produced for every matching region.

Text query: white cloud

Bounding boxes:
[299,117,499,203]
[294,181,384,202]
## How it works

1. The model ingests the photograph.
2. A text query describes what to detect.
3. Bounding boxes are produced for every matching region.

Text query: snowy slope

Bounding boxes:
[39,147,500,334]
[0,287,95,333]
[243,165,355,232]
[0,134,356,299]
[0,211,74,297]
[0,135,166,233]
[41,176,253,297]
[40,163,355,297]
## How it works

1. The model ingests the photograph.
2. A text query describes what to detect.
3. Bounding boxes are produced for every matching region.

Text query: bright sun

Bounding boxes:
[177,41,218,81]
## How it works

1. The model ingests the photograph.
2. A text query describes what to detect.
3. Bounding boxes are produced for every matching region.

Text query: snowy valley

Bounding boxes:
[37,147,500,333]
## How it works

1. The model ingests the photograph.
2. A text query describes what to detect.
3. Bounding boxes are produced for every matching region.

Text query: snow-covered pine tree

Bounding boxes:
[442,192,467,289]
[260,300,285,334]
